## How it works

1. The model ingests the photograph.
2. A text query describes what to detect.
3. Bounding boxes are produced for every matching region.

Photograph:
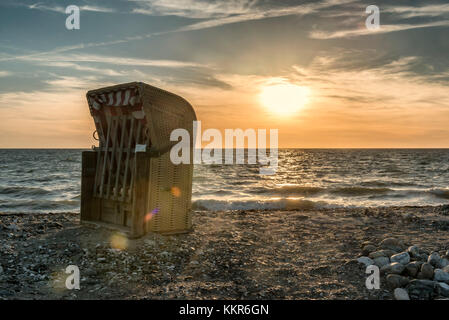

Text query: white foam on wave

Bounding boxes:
[192,198,334,211]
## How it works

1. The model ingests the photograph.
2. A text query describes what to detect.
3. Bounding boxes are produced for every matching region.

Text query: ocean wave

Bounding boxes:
[270,185,324,196]
[2,149,449,213]
[360,181,421,188]
[0,186,54,197]
[255,185,393,197]
[0,199,79,212]
[14,175,70,183]
[329,186,392,196]
[192,198,331,211]
[430,188,449,200]
[60,158,78,162]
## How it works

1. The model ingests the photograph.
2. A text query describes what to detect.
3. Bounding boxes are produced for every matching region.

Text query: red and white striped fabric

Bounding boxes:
[88,87,140,110]
[88,87,146,139]
[87,87,145,117]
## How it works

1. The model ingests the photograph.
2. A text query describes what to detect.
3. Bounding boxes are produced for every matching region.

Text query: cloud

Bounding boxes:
[0,39,147,64]
[309,2,449,39]
[132,0,357,31]
[0,71,12,77]
[38,62,126,76]
[1,0,358,64]
[266,52,449,147]
[0,85,97,148]
[131,0,257,19]
[33,59,232,90]
[310,20,449,39]
[27,3,66,13]
[79,5,116,13]
[385,4,449,19]
[0,46,207,70]
[19,53,206,68]
[287,52,449,111]
[44,75,104,90]
[26,3,115,13]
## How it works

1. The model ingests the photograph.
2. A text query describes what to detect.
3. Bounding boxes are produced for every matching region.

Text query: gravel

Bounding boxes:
[1,205,448,300]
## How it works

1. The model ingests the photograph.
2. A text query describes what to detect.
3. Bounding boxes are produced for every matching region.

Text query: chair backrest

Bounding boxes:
[85,82,197,234]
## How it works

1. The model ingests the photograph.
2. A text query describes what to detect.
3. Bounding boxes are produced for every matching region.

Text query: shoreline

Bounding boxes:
[0,205,448,299]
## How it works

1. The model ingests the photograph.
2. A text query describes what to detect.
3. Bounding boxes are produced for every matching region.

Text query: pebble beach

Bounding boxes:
[1,205,448,300]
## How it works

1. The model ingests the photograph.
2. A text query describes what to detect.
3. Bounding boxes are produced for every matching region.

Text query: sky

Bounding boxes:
[0,0,448,148]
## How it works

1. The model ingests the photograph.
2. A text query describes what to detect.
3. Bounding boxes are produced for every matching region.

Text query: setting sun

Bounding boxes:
[259,83,310,116]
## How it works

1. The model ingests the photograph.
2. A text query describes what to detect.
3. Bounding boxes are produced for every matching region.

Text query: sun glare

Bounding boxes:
[259,83,310,116]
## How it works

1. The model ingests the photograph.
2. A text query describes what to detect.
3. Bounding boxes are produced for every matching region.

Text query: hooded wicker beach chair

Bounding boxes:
[81,82,196,237]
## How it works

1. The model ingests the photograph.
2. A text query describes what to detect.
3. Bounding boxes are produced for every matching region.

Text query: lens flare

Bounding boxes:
[110,233,128,250]
[145,208,160,222]
[48,269,68,294]
[171,186,181,197]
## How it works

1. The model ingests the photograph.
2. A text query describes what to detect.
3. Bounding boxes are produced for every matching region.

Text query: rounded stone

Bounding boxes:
[387,274,410,289]
[404,261,421,277]
[418,253,429,262]
[391,252,411,265]
[380,238,404,252]
[406,279,437,300]
[383,249,397,257]
[437,282,449,297]
[373,256,390,268]
[418,263,434,280]
[428,252,441,267]
[407,245,420,258]
[438,258,449,269]
[362,244,377,256]
[381,262,405,275]
[434,269,449,284]
[357,256,374,267]
[394,288,410,300]
[380,238,400,247]
[369,250,389,259]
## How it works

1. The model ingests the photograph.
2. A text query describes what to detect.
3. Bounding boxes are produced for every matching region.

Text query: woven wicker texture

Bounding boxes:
[84,82,196,235]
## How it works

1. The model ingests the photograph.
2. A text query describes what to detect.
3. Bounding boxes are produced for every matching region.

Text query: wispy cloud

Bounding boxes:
[385,4,449,19]
[131,0,257,19]
[310,3,449,39]
[39,61,126,76]
[133,0,357,31]
[28,3,65,13]
[72,54,204,68]
[78,5,116,13]
[0,39,144,64]
[44,75,104,90]
[18,53,206,68]
[310,20,449,39]
[1,0,357,63]
[27,2,115,14]
[287,52,449,110]
[0,39,207,70]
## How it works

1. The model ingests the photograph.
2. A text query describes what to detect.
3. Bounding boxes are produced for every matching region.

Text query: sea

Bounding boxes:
[1,149,449,213]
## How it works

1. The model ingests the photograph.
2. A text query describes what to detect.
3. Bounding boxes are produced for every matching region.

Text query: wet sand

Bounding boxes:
[0,206,448,299]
